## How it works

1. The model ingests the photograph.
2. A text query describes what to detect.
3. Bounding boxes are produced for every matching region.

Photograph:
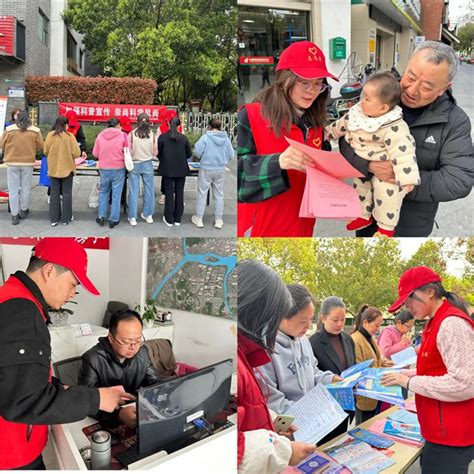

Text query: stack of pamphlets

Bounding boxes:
[354,368,405,406]
[383,409,424,443]
[323,439,395,473]
[295,452,347,473]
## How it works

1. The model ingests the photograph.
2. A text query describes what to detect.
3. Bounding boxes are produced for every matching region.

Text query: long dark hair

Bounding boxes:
[135,113,151,139]
[169,117,181,141]
[352,305,382,333]
[255,69,329,137]
[238,259,293,352]
[286,284,314,319]
[16,110,31,132]
[52,115,68,136]
[417,281,471,316]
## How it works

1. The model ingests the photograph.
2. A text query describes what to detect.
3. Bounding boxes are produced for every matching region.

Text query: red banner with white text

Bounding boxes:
[58,102,168,124]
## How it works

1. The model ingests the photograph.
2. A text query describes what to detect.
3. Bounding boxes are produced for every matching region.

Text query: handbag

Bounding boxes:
[123,133,134,172]
[39,156,51,187]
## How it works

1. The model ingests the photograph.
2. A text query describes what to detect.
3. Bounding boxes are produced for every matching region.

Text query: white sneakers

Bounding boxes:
[141,213,154,224]
[191,215,204,228]
[191,216,224,229]
[162,216,173,227]
[128,217,137,226]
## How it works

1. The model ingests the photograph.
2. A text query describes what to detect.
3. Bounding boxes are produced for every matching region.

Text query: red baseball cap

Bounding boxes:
[388,266,441,313]
[33,238,100,296]
[276,41,338,81]
[119,116,133,133]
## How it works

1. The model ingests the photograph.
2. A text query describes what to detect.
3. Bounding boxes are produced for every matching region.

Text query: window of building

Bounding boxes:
[67,31,78,72]
[38,9,49,46]
[237,8,309,104]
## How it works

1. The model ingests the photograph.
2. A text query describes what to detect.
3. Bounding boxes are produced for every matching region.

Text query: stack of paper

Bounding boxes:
[384,410,424,443]
[284,137,364,220]
[354,368,405,406]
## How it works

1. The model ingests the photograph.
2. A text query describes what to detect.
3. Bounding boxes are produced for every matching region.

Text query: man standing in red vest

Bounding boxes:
[0,238,134,470]
[382,266,474,474]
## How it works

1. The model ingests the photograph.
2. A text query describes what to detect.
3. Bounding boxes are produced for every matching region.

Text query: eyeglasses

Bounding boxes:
[111,333,146,348]
[295,79,329,93]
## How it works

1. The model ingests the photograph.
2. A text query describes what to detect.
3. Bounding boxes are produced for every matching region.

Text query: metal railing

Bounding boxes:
[181,112,238,144]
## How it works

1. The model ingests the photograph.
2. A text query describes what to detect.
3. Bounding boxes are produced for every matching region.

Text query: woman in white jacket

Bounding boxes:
[256,284,342,414]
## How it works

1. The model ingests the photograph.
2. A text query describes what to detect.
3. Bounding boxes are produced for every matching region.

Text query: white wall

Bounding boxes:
[108,238,147,311]
[170,309,237,372]
[1,243,109,325]
[313,0,352,98]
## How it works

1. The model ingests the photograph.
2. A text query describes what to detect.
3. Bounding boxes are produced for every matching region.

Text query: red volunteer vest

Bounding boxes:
[416,299,474,446]
[238,102,322,237]
[0,275,50,469]
[237,334,275,465]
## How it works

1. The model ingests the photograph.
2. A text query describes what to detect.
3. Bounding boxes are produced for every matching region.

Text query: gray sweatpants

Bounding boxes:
[7,166,34,216]
[195,168,225,219]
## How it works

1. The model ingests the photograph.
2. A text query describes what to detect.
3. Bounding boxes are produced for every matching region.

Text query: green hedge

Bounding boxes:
[26,76,157,104]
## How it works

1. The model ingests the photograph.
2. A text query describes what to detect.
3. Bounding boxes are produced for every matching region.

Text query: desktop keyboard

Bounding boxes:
[115,443,142,468]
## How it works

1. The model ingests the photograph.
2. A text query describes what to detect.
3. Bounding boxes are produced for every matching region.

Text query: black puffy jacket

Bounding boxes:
[341,91,474,236]
[79,337,158,426]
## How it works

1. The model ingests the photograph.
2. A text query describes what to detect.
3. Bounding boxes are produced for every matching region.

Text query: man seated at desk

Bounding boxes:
[79,310,158,428]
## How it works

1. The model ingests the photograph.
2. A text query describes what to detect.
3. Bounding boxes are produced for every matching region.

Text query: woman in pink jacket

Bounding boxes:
[92,118,126,228]
[377,310,414,358]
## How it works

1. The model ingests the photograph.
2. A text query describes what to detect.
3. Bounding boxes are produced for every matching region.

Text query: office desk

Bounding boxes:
[49,324,174,362]
[50,412,237,472]
[318,402,423,474]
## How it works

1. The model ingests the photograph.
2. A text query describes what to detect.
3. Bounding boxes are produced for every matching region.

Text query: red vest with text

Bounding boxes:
[238,102,322,237]
[237,334,275,465]
[415,299,474,446]
[0,275,50,469]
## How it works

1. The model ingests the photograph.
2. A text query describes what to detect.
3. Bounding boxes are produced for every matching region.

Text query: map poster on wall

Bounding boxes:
[146,238,237,320]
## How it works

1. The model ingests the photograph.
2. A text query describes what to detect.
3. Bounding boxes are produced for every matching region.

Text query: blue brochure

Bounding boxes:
[326,379,357,411]
[340,359,374,379]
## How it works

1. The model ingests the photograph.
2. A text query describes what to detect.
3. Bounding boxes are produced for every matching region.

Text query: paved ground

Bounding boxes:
[315,62,474,238]
[0,157,237,237]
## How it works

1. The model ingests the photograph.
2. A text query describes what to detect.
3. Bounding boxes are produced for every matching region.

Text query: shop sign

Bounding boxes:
[0,16,15,56]
[8,86,24,98]
[239,56,274,65]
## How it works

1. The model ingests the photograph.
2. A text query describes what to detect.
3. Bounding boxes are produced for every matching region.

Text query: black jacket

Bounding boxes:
[308,329,356,375]
[0,271,99,425]
[79,337,158,426]
[157,132,192,178]
[341,91,474,236]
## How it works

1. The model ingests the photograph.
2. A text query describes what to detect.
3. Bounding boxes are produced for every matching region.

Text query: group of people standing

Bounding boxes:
[1,108,234,229]
[237,260,474,473]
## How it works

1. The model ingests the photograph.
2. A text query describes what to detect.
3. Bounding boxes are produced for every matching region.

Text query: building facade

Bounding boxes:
[0,0,85,114]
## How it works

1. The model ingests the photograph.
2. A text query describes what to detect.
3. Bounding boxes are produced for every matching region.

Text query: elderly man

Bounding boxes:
[79,310,158,429]
[341,41,473,237]
[0,238,134,470]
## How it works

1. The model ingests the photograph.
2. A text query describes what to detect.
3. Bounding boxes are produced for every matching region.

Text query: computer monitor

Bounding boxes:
[136,358,233,457]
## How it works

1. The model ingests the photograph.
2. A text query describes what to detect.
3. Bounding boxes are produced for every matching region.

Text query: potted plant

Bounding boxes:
[135,299,158,328]
[48,300,77,327]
